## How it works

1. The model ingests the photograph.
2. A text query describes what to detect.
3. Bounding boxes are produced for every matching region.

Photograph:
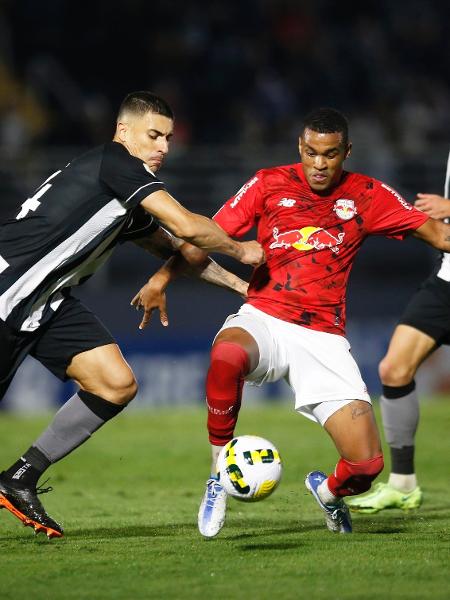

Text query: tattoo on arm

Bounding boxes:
[186,258,248,295]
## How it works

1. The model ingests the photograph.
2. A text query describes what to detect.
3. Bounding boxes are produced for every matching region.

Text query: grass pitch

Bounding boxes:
[0,400,448,600]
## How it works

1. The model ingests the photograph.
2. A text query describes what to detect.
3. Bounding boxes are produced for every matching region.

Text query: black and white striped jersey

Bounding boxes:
[436,149,450,281]
[0,141,165,332]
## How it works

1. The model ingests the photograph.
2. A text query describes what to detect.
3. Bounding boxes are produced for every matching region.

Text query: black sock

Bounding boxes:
[3,446,51,488]
[390,445,415,474]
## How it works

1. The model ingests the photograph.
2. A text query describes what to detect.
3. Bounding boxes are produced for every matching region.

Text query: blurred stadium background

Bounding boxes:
[1,0,449,411]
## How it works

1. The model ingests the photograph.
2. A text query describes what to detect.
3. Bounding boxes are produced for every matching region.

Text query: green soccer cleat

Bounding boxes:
[346,482,423,514]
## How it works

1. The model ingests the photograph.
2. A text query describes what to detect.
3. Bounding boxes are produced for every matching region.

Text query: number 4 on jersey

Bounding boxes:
[16,170,61,220]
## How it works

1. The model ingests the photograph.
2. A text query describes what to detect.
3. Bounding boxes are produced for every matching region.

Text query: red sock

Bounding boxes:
[206,342,250,445]
[327,455,384,497]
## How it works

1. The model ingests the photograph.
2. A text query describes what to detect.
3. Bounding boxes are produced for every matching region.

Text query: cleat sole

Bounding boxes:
[0,493,63,538]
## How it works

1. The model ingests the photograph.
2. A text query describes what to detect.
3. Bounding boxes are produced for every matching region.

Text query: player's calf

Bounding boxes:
[206,341,250,445]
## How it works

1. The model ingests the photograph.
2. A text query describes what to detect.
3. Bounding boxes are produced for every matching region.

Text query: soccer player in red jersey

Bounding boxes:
[134,108,450,535]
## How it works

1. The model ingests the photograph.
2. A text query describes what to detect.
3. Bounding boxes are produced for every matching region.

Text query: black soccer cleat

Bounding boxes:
[0,472,63,538]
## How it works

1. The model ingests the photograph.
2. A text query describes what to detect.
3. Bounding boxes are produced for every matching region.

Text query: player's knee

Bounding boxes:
[378,356,414,387]
[209,341,250,382]
[329,455,384,496]
[101,372,138,405]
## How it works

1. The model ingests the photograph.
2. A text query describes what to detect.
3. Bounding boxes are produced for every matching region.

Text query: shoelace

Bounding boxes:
[206,479,222,500]
[36,478,53,495]
[330,505,348,524]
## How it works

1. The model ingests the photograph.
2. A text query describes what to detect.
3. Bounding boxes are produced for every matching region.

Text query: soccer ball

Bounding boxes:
[217,435,282,502]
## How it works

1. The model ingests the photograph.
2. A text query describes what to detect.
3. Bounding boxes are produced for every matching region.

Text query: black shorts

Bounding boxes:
[0,296,115,401]
[399,274,450,345]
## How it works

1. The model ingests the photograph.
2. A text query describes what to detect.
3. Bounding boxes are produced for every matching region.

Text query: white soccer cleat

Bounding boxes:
[198,478,228,538]
[305,470,352,534]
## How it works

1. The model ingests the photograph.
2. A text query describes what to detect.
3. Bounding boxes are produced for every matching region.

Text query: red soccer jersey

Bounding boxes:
[213,163,429,335]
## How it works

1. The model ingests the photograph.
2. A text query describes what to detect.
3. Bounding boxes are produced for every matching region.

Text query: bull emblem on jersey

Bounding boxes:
[269,226,345,254]
[333,199,356,220]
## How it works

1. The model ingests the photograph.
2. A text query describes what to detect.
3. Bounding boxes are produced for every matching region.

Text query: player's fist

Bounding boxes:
[238,240,265,267]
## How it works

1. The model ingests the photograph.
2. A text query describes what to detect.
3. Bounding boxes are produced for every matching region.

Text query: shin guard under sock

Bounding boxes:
[380,382,418,474]
[33,391,125,464]
[206,342,250,445]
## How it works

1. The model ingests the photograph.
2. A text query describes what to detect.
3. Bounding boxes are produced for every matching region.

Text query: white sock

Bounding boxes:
[211,445,222,476]
[317,479,339,505]
[388,473,418,493]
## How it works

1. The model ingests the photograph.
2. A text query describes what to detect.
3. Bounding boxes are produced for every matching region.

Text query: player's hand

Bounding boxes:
[130,278,169,330]
[415,193,450,219]
[238,240,265,267]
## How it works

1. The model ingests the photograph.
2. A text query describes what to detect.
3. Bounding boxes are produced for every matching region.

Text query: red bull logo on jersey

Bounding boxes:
[269,226,345,254]
[333,199,357,220]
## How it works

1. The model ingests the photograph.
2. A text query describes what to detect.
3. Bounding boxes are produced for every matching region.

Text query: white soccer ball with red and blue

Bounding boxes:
[217,435,282,502]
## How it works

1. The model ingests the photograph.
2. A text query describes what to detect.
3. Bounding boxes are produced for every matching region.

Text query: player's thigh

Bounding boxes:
[0,319,35,401]
[287,327,369,408]
[66,343,137,402]
[31,297,136,401]
[323,400,381,461]
[379,324,437,384]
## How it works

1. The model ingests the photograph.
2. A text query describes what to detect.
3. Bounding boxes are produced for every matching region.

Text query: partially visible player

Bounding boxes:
[137,109,450,536]
[347,150,450,514]
[0,91,263,538]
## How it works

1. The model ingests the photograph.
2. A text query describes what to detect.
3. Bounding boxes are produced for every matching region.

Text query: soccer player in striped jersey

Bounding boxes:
[0,91,263,538]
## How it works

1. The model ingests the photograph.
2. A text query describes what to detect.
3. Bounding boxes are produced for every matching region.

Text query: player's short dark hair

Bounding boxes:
[302,107,349,147]
[117,91,174,121]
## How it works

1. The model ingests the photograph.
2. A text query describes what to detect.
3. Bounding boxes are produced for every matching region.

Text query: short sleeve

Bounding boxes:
[100,142,165,209]
[213,172,264,237]
[118,205,160,242]
[366,180,429,239]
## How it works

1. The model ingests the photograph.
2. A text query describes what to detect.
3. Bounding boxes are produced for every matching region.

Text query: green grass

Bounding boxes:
[0,400,449,599]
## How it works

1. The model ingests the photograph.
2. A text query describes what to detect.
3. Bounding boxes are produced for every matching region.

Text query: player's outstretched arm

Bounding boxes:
[140,190,264,266]
[413,217,450,251]
[131,239,248,330]
[415,194,450,219]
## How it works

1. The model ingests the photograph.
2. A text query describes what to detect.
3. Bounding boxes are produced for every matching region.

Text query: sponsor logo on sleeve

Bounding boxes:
[230,176,258,208]
[381,183,412,210]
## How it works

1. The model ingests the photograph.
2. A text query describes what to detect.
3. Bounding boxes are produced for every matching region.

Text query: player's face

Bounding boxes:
[299,129,351,193]
[116,112,174,172]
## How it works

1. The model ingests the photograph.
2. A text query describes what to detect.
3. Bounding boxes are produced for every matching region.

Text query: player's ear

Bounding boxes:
[344,142,352,160]
[116,120,129,143]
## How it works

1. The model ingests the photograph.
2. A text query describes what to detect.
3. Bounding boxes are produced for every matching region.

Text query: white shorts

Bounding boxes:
[217,304,371,425]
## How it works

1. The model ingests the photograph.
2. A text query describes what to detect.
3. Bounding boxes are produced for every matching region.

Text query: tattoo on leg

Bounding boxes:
[351,404,372,420]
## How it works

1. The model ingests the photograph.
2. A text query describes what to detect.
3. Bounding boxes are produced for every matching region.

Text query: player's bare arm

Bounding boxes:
[131,242,249,330]
[140,190,264,266]
[414,194,450,219]
[133,225,184,259]
[413,217,450,251]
